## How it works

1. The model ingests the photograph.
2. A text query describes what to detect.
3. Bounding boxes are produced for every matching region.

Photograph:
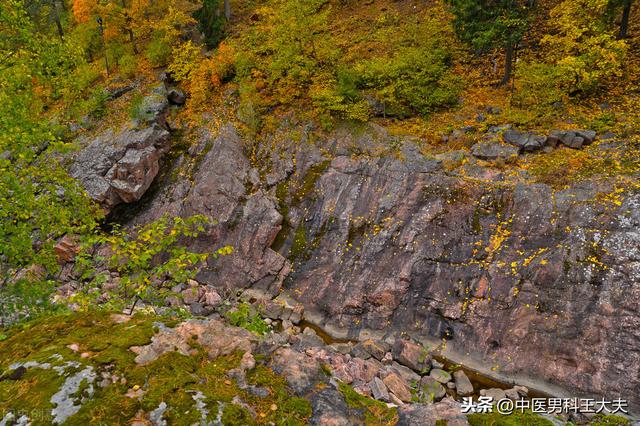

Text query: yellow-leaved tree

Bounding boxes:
[542,0,628,94]
[72,0,97,23]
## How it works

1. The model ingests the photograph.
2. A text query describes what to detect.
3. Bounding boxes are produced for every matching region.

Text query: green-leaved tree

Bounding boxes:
[448,0,531,85]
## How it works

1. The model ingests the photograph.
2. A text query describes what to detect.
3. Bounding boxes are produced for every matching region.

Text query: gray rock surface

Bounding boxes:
[453,370,474,397]
[70,124,170,210]
[470,140,519,160]
[419,376,446,402]
[502,129,547,152]
[548,129,597,148]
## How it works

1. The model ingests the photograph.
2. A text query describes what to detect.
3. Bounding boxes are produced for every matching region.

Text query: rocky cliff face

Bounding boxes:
[75,114,640,413]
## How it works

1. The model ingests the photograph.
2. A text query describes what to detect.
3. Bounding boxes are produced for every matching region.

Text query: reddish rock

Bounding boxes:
[392,339,429,372]
[54,235,80,264]
[382,373,412,403]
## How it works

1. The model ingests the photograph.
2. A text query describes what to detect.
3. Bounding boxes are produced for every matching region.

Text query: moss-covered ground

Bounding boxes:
[0,311,310,425]
[338,382,398,426]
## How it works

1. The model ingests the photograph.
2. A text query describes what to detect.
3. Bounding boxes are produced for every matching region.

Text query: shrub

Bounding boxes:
[513,61,572,108]
[356,45,460,116]
[224,302,270,335]
[117,53,138,79]
[0,279,63,327]
[145,32,172,67]
[310,73,371,122]
[75,215,232,313]
[168,40,201,82]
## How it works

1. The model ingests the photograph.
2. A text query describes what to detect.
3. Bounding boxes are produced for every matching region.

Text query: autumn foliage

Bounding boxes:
[72,0,96,23]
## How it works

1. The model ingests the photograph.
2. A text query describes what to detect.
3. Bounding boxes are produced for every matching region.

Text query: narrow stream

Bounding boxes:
[298,320,552,400]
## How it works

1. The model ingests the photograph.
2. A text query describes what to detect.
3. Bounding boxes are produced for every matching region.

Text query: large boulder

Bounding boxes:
[70,124,170,210]
[392,339,429,372]
[453,370,474,397]
[129,319,255,365]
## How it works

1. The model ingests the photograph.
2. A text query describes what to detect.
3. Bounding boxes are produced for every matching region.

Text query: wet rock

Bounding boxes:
[453,370,473,397]
[382,373,412,403]
[470,140,519,161]
[397,397,470,426]
[113,119,640,412]
[505,388,520,400]
[513,385,528,397]
[392,339,429,373]
[419,376,446,402]
[292,328,325,349]
[69,124,170,210]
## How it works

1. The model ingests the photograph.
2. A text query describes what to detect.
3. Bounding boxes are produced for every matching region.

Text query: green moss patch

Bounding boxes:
[338,382,397,426]
[0,311,311,425]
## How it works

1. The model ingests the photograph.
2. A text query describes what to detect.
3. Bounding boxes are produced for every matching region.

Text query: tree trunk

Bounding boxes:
[54,16,64,40]
[224,0,231,20]
[53,0,64,40]
[128,28,138,54]
[618,0,632,39]
[500,43,514,86]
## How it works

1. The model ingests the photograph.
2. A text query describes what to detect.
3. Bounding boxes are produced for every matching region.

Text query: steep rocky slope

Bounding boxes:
[86,107,640,415]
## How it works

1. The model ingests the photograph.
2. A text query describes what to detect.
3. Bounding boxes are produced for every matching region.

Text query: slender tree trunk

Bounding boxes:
[224,0,231,20]
[500,43,515,86]
[53,0,64,40]
[618,0,632,39]
[128,28,138,54]
[54,16,64,40]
